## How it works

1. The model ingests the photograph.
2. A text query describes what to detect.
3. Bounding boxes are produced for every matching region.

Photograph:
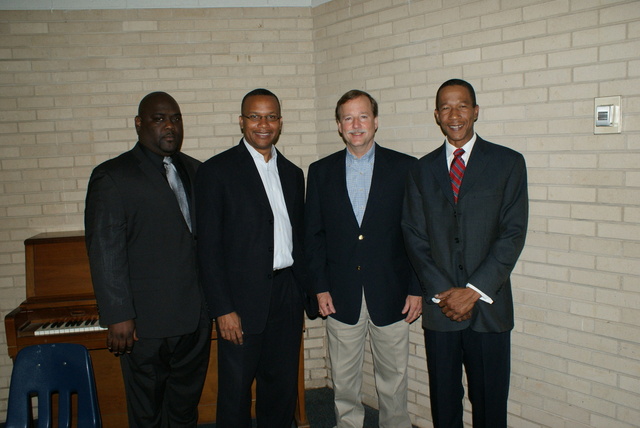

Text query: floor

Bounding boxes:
[199,387,422,427]
[198,387,380,427]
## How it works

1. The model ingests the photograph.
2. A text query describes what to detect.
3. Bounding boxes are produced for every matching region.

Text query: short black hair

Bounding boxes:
[241,88,281,113]
[335,89,378,122]
[436,79,477,109]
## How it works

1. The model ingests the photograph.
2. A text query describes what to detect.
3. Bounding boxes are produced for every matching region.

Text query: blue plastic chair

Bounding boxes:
[5,343,102,428]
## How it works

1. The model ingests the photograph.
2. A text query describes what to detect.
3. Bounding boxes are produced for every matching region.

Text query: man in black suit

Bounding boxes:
[305,90,422,428]
[196,88,312,428]
[85,91,211,427]
[402,79,528,428]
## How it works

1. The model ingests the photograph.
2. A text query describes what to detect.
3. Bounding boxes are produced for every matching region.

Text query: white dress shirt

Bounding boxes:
[244,140,294,270]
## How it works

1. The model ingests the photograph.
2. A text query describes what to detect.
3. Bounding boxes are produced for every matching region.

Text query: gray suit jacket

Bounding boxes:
[85,143,204,338]
[402,136,528,333]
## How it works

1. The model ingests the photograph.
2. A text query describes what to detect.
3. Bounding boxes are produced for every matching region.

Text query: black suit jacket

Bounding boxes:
[195,141,315,335]
[402,136,528,333]
[305,144,421,326]
[85,143,203,338]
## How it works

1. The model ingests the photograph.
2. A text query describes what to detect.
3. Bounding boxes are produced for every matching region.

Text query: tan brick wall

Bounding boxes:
[311,0,640,427]
[0,5,321,419]
[1,1,639,427]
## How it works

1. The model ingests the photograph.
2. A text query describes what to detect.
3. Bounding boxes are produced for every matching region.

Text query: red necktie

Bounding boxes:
[450,148,466,204]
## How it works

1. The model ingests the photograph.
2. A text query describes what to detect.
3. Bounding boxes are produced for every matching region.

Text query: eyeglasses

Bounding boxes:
[241,114,281,123]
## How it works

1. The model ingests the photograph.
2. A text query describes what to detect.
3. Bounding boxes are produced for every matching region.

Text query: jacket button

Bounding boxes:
[458,265,463,270]
[358,234,364,240]
[356,266,361,270]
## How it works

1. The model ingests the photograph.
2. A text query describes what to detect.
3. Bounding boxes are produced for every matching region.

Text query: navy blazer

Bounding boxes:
[195,141,315,335]
[402,136,528,333]
[305,144,421,327]
[85,143,204,338]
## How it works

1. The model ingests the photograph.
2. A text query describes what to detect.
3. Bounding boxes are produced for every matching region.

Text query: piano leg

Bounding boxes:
[89,349,128,427]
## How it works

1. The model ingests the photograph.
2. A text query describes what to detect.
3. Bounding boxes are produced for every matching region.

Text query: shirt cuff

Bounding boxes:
[431,284,494,304]
[467,283,493,304]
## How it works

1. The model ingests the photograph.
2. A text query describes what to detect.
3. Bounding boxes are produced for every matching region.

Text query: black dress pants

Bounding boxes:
[424,327,511,428]
[120,314,211,428]
[215,268,303,428]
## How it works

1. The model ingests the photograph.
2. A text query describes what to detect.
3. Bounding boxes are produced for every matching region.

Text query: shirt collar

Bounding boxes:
[445,133,476,158]
[137,142,170,172]
[243,138,277,164]
[346,143,376,165]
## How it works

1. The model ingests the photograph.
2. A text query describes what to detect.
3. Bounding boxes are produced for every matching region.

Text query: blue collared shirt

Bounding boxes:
[345,144,375,226]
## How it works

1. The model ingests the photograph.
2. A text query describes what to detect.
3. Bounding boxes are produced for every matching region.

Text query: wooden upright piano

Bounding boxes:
[5,231,309,427]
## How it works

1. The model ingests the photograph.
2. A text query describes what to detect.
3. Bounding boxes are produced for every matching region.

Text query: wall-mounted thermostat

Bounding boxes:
[594,96,621,134]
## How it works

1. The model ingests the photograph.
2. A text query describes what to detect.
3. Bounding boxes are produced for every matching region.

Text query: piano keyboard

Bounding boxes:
[34,319,107,336]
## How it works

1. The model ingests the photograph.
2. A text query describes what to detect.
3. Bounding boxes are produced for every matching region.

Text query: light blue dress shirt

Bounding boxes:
[346,144,375,226]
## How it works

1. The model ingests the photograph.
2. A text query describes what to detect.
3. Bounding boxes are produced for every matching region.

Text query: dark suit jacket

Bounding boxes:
[402,136,528,333]
[195,141,314,335]
[85,143,203,338]
[305,144,421,326]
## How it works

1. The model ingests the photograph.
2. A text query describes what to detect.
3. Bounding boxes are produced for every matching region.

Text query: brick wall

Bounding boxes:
[0,4,321,418]
[1,1,639,427]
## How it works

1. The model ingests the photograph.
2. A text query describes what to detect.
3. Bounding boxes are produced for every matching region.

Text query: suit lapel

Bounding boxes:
[360,144,388,229]
[131,144,174,198]
[132,144,195,232]
[335,149,361,230]
[276,148,297,220]
[431,144,456,206]
[457,137,488,202]
[175,152,198,231]
[235,141,272,211]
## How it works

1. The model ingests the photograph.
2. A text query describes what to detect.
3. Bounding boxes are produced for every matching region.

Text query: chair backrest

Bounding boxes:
[5,343,102,428]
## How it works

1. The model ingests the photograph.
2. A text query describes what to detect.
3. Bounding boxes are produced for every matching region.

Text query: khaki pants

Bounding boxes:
[327,292,412,428]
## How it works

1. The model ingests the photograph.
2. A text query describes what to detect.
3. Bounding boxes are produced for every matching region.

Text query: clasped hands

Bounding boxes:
[435,287,479,322]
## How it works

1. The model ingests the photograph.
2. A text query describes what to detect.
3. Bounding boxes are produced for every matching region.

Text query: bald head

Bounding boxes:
[135,92,184,156]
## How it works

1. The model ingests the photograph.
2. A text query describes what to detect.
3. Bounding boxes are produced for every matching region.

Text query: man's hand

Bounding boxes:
[217,312,244,345]
[107,319,137,356]
[402,295,423,323]
[435,287,479,322]
[317,292,336,317]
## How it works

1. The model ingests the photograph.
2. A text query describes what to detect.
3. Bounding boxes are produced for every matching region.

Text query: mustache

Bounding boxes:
[347,129,367,135]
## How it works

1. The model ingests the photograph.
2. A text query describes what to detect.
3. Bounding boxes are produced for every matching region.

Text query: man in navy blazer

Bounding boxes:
[402,79,528,428]
[196,89,313,428]
[85,92,211,427]
[305,90,422,428]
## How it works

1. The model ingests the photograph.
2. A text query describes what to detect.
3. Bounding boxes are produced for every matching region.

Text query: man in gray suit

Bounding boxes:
[306,90,422,428]
[402,79,528,428]
[85,92,210,427]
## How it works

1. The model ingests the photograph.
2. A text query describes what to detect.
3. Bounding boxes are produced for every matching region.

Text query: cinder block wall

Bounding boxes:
[1,1,639,427]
